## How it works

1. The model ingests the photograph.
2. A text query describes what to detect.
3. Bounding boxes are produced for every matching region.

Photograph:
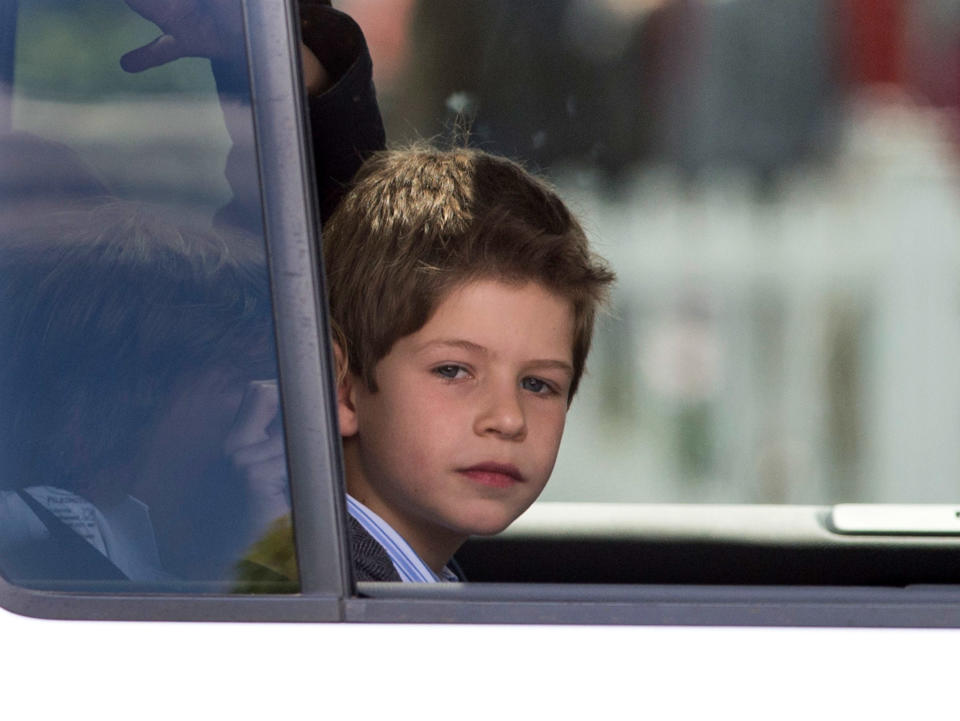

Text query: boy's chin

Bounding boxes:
[468,523,513,538]
[454,509,526,538]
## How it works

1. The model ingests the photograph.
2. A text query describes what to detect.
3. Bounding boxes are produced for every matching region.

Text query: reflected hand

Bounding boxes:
[223,380,291,535]
[120,0,244,73]
[122,0,332,94]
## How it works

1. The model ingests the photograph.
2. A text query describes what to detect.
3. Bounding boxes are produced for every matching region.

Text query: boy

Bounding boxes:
[323,145,615,582]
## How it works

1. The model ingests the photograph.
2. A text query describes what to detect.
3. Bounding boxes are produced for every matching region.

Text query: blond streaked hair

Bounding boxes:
[323,144,614,399]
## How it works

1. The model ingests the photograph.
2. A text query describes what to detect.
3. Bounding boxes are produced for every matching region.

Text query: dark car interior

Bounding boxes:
[459,504,960,586]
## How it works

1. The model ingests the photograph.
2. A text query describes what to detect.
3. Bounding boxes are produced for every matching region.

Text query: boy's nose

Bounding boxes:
[475,383,527,440]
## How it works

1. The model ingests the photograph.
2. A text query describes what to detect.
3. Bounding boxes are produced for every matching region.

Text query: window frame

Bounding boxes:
[346,583,960,628]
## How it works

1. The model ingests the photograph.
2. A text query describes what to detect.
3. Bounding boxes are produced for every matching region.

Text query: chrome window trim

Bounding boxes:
[244,0,352,600]
[348,584,960,628]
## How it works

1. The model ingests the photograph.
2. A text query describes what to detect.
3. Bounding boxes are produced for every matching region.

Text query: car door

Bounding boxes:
[0,2,958,719]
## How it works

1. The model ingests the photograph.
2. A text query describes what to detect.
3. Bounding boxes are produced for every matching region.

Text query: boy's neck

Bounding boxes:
[344,449,465,575]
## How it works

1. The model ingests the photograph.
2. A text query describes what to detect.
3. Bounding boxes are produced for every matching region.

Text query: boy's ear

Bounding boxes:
[333,342,358,437]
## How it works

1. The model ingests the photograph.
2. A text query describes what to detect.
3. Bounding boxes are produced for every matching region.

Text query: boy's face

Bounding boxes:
[338,278,575,570]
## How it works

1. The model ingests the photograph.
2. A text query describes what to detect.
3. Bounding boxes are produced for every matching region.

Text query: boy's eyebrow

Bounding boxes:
[418,339,574,375]
[417,338,488,354]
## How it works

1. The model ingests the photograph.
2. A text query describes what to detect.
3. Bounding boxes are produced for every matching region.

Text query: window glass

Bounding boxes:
[0,0,298,592]
[349,0,960,505]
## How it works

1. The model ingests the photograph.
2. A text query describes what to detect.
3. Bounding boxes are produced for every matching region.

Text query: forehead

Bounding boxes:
[410,278,575,360]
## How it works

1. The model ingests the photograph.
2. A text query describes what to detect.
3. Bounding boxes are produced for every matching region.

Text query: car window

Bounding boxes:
[0,0,957,627]
[0,0,298,594]
[350,0,960,507]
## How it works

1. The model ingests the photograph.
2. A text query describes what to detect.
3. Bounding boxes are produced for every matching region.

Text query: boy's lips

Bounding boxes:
[459,462,526,488]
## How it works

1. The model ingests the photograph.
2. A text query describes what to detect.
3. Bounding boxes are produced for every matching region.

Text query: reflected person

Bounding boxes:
[0,203,288,586]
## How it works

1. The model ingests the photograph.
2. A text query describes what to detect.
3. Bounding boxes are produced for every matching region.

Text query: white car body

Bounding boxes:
[0,605,955,719]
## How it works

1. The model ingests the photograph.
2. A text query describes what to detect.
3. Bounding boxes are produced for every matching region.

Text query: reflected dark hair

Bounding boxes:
[0,202,275,494]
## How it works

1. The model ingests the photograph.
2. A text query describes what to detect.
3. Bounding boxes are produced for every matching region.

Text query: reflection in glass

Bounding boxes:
[0,0,297,591]
[0,202,295,591]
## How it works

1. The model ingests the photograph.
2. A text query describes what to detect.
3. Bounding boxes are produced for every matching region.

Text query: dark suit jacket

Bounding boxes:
[347,514,402,582]
[346,514,468,583]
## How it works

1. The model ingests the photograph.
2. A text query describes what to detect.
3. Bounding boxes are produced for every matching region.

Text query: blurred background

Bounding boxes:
[340,0,960,504]
[9,0,960,504]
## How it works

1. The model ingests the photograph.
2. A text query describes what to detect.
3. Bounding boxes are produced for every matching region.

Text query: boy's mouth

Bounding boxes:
[459,462,525,488]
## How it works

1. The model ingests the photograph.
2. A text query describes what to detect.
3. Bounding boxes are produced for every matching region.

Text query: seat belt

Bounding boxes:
[14,488,129,581]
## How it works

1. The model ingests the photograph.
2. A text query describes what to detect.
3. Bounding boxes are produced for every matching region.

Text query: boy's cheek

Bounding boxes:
[535,413,567,482]
[540,406,568,448]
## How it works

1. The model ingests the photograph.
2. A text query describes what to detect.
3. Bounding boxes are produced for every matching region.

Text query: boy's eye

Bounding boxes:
[433,364,468,380]
[521,376,554,394]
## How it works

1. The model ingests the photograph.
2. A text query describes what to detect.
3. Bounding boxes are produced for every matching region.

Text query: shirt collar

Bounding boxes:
[346,495,457,583]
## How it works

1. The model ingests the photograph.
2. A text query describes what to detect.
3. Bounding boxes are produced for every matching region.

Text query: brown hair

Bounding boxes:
[323,145,615,399]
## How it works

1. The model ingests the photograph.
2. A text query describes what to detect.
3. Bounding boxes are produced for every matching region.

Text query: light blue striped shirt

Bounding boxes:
[346,495,457,583]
